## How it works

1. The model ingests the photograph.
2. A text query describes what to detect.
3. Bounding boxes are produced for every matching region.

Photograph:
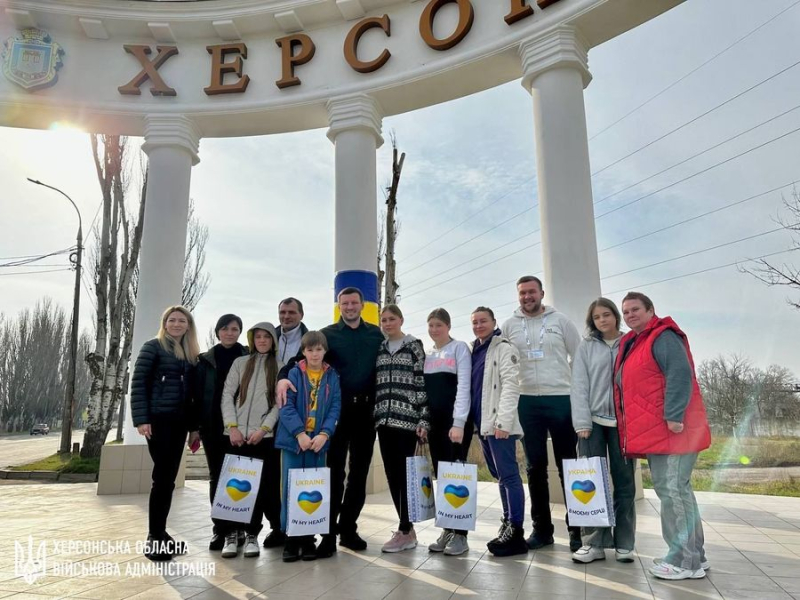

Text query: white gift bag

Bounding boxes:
[563,456,615,528]
[434,461,478,531]
[286,465,331,536]
[210,453,263,524]
[406,444,435,523]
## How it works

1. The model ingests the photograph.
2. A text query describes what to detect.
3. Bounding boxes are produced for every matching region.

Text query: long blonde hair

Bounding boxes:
[157,305,200,365]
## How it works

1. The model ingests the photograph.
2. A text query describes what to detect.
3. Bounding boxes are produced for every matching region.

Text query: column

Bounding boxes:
[519,26,601,326]
[100,115,200,495]
[326,93,384,325]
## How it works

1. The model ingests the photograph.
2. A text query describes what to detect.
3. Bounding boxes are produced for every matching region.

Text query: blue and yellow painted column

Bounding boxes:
[333,269,380,325]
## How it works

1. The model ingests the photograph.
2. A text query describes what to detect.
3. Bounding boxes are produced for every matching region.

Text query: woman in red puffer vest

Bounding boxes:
[614,292,710,582]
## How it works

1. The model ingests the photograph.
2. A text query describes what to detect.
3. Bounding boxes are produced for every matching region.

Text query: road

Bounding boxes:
[0,429,115,468]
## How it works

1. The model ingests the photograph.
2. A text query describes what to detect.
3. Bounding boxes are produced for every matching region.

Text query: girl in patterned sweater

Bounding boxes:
[374,304,430,553]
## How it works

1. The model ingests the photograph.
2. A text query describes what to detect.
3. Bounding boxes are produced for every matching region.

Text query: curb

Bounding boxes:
[0,469,97,483]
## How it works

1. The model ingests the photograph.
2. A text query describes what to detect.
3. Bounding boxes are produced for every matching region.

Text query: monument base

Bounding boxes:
[97,443,186,495]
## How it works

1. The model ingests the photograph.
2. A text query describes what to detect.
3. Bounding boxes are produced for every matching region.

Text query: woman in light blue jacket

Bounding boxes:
[570,298,636,564]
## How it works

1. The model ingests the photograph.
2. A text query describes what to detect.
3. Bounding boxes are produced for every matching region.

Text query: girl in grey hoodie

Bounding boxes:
[219,322,282,559]
[570,298,636,564]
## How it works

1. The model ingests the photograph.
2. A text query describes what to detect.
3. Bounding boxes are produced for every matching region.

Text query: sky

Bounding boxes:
[1,0,800,375]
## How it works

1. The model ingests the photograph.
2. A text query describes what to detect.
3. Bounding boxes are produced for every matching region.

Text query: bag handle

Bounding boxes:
[414,440,429,457]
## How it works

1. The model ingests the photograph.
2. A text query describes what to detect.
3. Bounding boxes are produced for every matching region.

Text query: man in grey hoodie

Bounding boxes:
[501,276,582,551]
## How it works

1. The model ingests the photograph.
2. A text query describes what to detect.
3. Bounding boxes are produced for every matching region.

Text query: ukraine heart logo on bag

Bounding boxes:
[444,484,470,509]
[421,477,432,499]
[226,478,252,502]
[297,490,323,514]
[571,480,596,504]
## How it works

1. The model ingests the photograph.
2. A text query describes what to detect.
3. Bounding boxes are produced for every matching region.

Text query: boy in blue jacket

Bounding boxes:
[275,330,341,562]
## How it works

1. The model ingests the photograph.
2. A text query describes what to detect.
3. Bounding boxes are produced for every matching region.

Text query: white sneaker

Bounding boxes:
[650,562,706,580]
[653,556,709,571]
[221,533,239,558]
[444,534,469,556]
[615,548,635,563]
[243,535,260,557]
[429,530,453,553]
[572,545,606,564]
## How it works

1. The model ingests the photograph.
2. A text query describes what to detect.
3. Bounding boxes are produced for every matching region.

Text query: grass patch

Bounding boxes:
[696,436,800,469]
[10,453,100,474]
[641,467,800,497]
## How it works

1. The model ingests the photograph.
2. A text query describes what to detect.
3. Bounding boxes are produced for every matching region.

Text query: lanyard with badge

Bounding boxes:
[521,314,547,361]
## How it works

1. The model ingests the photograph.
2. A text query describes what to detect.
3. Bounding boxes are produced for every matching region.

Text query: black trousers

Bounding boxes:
[216,438,277,536]
[201,430,228,535]
[262,437,282,532]
[427,401,474,536]
[378,426,419,534]
[327,399,376,536]
[146,414,188,537]
[518,394,580,537]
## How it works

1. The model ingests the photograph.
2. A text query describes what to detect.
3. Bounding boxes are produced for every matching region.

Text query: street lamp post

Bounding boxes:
[27,178,83,456]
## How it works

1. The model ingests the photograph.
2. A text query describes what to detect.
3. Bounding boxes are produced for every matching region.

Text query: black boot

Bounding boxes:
[282,538,301,563]
[209,533,224,551]
[488,518,510,546]
[569,528,582,552]
[489,524,529,558]
[263,529,287,548]
[316,534,337,559]
[339,531,367,551]
[301,536,318,561]
[526,530,555,550]
[144,534,172,562]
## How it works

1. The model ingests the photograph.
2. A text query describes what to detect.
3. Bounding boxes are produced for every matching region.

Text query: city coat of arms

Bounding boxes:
[2,28,64,91]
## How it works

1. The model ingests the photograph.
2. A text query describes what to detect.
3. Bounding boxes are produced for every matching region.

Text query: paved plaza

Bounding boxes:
[2,480,800,600]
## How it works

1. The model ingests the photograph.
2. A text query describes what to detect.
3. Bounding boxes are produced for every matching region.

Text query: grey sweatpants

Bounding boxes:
[648,453,706,570]
[579,425,636,551]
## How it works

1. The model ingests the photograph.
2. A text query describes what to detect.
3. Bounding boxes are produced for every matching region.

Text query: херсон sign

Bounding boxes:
[117,0,560,97]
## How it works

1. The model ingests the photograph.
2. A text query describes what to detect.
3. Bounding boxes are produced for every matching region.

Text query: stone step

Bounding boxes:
[186,446,210,481]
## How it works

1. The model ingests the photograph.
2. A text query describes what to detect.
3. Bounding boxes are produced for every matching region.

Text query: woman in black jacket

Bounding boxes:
[194,314,248,551]
[131,305,201,561]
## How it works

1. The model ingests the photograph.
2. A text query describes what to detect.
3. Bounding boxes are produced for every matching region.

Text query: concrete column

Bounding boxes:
[98,115,199,495]
[326,93,384,325]
[519,26,601,326]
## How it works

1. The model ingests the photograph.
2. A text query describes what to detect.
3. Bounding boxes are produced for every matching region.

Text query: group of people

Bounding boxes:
[131,277,712,581]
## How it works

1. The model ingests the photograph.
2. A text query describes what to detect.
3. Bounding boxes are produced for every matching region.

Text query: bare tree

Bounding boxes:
[81,137,211,457]
[741,186,800,310]
[697,354,756,437]
[377,209,386,306]
[383,132,404,305]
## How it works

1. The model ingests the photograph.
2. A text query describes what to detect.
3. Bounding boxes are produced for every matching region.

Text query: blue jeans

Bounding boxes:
[648,453,706,570]
[479,434,525,527]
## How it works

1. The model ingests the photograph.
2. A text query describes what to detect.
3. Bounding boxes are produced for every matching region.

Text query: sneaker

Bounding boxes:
[429,530,453,553]
[301,536,317,561]
[488,519,510,546]
[243,535,260,557]
[221,532,239,558]
[569,530,583,552]
[144,534,172,562]
[572,545,606,564]
[650,562,706,580]
[489,524,528,557]
[444,533,469,556]
[339,531,368,551]
[209,533,224,551]
[316,534,337,559]
[263,529,287,548]
[282,538,300,563]
[653,556,710,571]
[615,548,635,563]
[526,532,554,550]
[381,530,418,553]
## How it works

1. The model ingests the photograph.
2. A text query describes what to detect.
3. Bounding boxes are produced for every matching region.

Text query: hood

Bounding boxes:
[246,321,279,354]
[512,305,557,319]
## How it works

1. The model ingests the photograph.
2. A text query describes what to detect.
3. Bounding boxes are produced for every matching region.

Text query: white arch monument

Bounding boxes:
[1,0,682,493]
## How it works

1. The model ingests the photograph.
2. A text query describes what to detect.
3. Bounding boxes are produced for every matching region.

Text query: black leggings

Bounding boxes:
[378,426,419,534]
[427,404,474,537]
[146,414,188,537]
